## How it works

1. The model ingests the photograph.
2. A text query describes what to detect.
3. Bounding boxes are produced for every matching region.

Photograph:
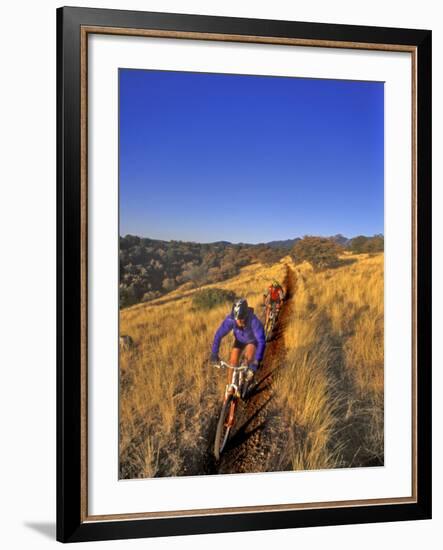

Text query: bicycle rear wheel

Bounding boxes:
[214,395,236,460]
[265,315,273,341]
[270,314,276,334]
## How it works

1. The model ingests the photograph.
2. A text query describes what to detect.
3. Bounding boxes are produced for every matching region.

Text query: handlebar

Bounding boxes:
[212,360,249,371]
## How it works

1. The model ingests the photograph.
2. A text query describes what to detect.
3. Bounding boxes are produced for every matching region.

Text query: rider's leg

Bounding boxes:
[228,346,241,385]
[244,343,257,370]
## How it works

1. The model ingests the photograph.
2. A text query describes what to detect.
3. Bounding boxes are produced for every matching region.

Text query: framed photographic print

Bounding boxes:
[56,6,432,543]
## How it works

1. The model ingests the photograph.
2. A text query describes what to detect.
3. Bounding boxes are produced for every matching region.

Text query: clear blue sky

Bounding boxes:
[119,69,384,243]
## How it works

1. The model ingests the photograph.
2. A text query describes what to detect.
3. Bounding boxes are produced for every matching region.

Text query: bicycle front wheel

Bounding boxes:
[214,395,235,461]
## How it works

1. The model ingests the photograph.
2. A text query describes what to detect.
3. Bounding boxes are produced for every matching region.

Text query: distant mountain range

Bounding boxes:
[223,234,351,249]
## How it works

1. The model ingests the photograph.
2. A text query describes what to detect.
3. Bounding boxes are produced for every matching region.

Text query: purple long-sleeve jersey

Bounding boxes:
[211,308,266,362]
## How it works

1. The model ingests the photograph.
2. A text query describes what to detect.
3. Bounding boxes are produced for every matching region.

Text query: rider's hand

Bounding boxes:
[210,353,219,364]
[245,368,255,382]
[251,359,261,371]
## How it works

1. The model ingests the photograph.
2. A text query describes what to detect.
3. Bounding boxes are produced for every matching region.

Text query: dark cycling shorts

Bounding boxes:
[233,338,257,350]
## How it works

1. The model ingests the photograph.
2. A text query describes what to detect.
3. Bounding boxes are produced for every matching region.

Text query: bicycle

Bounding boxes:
[212,359,250,460]
[264,301,279,342]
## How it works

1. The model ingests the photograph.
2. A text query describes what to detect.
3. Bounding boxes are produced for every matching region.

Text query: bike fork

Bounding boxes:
[225,400,236,428]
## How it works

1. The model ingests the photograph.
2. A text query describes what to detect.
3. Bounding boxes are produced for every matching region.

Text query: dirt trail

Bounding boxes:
[216,265,296,474]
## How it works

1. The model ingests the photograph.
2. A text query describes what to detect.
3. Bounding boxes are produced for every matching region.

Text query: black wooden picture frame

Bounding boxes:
[57,6,432,543]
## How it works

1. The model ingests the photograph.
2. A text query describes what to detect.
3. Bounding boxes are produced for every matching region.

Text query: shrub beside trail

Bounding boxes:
[191,288,236,311]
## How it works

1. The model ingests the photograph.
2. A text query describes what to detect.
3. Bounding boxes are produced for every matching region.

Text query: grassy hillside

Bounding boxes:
[119,234,383,307]
[119,235,287,307]
[119,260,287,478]
[119,253,384,478]
[275,253,384,470]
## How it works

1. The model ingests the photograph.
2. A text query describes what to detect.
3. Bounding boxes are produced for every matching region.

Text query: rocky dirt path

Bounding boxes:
[216,265,296,474]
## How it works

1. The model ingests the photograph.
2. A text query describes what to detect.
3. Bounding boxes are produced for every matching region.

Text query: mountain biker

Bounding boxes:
[263,280,285,325]
[210,298,266,386]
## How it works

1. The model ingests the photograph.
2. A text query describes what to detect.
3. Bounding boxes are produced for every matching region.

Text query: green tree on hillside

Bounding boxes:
[182,264,207,288]
[348,234,384,254]
[291,236,344,270]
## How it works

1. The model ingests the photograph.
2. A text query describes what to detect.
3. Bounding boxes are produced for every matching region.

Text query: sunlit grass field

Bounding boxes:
[119,260,287,478]
[275,253,384,470]
[119,253,384,478]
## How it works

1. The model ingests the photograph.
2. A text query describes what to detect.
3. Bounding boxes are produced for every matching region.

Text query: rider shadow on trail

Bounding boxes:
[224,422,266,455]
[224,395,274,452]
[248,364,284,399]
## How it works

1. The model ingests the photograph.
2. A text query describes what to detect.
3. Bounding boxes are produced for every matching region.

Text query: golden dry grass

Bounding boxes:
[119,252,384,477]
[276,253,384,470]
[119,259,288,478]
